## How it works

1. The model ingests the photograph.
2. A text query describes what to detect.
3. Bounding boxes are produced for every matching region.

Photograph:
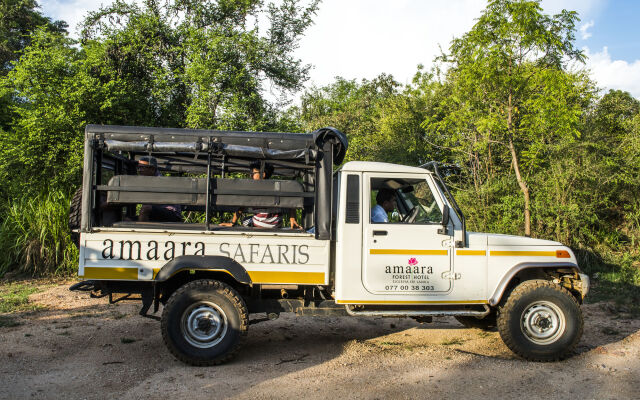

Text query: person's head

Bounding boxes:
[137,156,158,176]
[376,188,397,212]
[249,162,273,180]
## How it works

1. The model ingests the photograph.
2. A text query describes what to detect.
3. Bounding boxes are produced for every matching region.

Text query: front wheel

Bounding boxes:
[161,280,248,366]
[497,280,583,361]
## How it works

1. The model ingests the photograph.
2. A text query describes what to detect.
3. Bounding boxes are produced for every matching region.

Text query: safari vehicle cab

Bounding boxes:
[71,124,590,365]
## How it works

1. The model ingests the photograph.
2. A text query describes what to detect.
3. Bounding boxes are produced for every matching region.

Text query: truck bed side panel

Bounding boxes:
[79,230,330,285]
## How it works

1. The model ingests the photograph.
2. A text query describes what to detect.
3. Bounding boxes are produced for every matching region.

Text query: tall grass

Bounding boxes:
[0,191,78,276]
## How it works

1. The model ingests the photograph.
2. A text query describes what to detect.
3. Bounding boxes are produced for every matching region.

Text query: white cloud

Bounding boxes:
[585,47,640,98]
[296,0,609,89]
[39,0,108,36]
[295,0,486,88]
[579,20,594,40]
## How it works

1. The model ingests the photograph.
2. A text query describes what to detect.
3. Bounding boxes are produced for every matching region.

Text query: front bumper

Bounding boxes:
[577,273,590,299]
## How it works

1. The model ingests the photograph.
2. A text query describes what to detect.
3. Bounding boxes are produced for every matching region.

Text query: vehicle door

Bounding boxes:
[362,173,453,297]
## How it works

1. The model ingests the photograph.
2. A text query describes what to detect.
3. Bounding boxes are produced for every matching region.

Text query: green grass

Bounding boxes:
[440,338,465,346]
[0,190,78,277]
[0,282,44,313]
[0,282,46,327]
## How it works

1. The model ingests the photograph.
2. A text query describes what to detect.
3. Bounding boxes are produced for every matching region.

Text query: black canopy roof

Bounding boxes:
[86,125,348,165]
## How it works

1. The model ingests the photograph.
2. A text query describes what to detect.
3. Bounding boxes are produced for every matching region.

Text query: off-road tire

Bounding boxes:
[497,280,583,361]
[455,312,497,330]
[68,187,82,248]
[161,279,248,366]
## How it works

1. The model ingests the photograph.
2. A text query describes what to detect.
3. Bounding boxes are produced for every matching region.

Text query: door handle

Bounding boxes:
[373,230,387,236]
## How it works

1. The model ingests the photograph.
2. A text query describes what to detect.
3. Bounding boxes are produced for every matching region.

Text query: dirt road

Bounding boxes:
[1,283,639,399]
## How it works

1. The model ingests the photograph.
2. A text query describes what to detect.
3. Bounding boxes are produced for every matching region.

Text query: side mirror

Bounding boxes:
[441,206,450,226]
[438,207,450,235]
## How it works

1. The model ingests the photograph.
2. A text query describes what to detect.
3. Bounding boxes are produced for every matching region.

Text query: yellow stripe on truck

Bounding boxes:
[248,271,325,284]
[490,250,556,257]
[82,267,139,280]
[456,250,486,256]
[370,249,448,255]
[81,267,324,284]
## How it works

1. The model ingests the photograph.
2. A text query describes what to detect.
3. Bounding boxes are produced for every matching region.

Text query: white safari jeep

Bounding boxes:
[70,124,589,365]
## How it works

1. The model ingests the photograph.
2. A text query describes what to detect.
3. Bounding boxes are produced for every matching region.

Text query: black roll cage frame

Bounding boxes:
[80,125,348,240]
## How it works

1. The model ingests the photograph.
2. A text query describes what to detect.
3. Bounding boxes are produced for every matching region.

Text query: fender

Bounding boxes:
[488,262,581,306]
[155,255,252,285]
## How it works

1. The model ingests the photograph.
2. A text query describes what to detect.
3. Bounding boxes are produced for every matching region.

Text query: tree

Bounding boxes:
[0,0,67,129]
[426,0,590,236]
[0,0,66,75]
[80,0,319,130]
[300,73,431,165]
[0,0,319,198]
[588,89,640,140]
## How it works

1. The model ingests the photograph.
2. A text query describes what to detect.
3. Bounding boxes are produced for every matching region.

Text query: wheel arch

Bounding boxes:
[156,255,251,284]
[488,262,583,306]
[155,255,252,300]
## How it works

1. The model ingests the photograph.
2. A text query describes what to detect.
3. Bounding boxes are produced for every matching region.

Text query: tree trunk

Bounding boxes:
[508,137,531,236]
[507,93,531,236]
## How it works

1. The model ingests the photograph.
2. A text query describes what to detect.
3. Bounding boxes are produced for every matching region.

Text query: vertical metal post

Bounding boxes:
[94,145,103,226]
[80,129,95,232]
[205,139,212,231]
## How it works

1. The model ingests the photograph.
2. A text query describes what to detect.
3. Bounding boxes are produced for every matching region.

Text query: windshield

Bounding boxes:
[397,180,442,224]
[431,175,463,223]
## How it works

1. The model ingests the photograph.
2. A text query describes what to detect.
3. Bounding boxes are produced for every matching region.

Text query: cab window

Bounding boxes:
[370,178,442,224]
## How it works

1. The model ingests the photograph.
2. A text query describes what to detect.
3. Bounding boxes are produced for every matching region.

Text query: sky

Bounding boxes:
[38,0,640,98]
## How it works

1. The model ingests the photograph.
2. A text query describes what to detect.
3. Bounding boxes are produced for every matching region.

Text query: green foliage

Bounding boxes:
[0,0,67,75]
[0,190,78,276]
[0,0,67,130]
[300,72,430,165]
[0,29,88,197]
[79,0,319,131]
[427,0,591,236]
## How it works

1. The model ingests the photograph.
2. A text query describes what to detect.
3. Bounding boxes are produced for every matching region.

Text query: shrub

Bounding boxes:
[0,190,78,276]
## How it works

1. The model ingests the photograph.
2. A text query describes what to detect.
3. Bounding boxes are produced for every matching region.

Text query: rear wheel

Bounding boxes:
[497,280,583,361]
[161,280,248,366]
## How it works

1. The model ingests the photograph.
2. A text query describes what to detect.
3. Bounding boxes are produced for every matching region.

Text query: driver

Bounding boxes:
[371,188,396,223]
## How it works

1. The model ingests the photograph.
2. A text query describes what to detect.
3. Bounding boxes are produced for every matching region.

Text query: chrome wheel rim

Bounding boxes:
[181,302,228,349]
[521,301,566,345]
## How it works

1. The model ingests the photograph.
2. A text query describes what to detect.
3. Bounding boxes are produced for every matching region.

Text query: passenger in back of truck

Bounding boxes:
[136,156,183,222]
[220,162,301,229]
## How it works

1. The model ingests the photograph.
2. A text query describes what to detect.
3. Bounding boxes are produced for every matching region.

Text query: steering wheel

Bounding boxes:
[402,206,420,224]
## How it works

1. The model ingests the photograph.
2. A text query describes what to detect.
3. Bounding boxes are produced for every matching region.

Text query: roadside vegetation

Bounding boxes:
[0,280,47,326]
[0,0,638,307]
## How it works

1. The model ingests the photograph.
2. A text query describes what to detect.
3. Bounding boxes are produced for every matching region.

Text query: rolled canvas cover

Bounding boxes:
[105,176,307,210]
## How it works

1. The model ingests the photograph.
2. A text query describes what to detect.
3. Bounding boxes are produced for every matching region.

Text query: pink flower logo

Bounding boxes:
[408,257,418,266]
